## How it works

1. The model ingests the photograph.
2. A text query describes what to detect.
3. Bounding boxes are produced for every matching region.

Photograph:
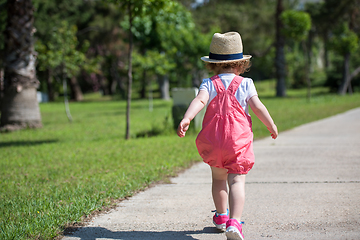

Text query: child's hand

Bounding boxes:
[268,124,278,139]
[177,118,190,138]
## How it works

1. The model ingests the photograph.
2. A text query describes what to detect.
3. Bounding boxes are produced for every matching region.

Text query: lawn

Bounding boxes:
[0,86,359,239]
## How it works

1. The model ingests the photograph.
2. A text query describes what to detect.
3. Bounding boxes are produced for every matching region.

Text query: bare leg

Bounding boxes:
[228,174,246,221]
[211,166,228,214]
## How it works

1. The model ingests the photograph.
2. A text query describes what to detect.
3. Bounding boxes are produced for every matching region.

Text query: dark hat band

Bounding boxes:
[209,52,243,61]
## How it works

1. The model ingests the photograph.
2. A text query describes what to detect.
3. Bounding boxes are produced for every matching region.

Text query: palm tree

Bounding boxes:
[0,0,42,131]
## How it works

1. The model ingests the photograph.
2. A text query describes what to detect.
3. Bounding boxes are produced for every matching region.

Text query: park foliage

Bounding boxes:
[1,0,359,101]
[1,0,360,239]
[1,87,360,239]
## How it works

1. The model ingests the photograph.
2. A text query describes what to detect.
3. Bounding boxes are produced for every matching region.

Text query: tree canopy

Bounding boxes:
[1,0,360,103]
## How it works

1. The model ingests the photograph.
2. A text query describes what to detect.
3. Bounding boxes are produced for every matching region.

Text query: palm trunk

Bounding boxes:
[1,0,42,131]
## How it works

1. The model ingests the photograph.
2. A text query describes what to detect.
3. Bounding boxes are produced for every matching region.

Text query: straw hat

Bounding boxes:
[201,32,251,63]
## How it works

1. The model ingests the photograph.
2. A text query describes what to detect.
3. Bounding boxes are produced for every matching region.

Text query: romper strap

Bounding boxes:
[210,75,225,93]
[227,75,244,95]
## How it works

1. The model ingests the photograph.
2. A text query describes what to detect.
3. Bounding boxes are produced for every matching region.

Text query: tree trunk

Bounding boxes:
[69,76,83,101]
[47,68,55,101]
[62,70,73,123]
[338,65,360,96]
[110,80,117,95]
[126,2,133,140]
[98,74,109,96]
[275,0,286,97]
[339,6,358,95]
[117,76,126,99]
[139,70,147,99]
[304,30,313,101]
[0,0,42,131]
[191,70,202,88]
[338,52,350,95]
[109,61,117,95]
[323,32,330,70]
[159,75,170,100]
[110,58,125,98]
[149,77,153,112]
[0,68,4,102]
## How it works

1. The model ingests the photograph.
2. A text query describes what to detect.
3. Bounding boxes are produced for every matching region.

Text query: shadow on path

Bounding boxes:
[65,226,221,240]
[0,139,59,148]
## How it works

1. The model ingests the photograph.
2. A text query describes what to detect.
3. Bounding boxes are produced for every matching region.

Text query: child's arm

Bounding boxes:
[177,90,209,138]
[248,95,278,139]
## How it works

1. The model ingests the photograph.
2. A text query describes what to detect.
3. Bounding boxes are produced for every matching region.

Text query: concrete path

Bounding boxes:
[63,108,360,240]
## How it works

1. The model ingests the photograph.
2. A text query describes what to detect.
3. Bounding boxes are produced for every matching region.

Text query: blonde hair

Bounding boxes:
[206,60,251,75]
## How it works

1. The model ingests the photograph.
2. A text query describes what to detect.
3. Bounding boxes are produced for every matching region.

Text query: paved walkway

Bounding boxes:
[63,108,360,240]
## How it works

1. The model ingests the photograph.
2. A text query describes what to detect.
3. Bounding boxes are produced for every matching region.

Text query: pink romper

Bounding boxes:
[196,75,255,174]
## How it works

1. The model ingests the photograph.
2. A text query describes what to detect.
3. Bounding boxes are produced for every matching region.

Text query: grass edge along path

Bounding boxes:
[0,91,360,239]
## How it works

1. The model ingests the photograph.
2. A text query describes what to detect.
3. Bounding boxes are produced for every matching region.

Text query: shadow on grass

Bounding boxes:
[0,139,59,148]
[64,226,221,240]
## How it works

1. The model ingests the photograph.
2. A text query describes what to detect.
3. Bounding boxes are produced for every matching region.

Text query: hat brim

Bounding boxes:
[201,55,252,63]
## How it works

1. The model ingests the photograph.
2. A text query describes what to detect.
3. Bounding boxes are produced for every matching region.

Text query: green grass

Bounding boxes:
[1,86,360,239]
[0,98,199,239]
[251,81,360,138]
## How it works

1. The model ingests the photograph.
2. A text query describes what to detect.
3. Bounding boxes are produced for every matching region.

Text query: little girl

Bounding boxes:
[177,32,278,240]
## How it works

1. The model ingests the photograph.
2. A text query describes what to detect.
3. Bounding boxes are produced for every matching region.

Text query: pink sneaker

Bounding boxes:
[212,210,229,231]
[226,219,245,240]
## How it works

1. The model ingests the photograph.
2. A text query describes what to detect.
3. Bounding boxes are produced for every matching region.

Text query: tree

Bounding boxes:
[154,1,211,89]
[0,0,6,103]
[306,0,360,94]
[281,10,312,98]
[127,0,208,99]
[36,21,100,102]
[72,1,127,97]
[33,0,87,102]
[275,0,286,97]
[106,0,166,139]
[0,0,42,131]
[329,24,359,94]
[191,0,276,81]
[32,0,117,100]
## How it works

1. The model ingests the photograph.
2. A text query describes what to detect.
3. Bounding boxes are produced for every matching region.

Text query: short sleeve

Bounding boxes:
[245,78,258,102]
[199,78,211,93]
